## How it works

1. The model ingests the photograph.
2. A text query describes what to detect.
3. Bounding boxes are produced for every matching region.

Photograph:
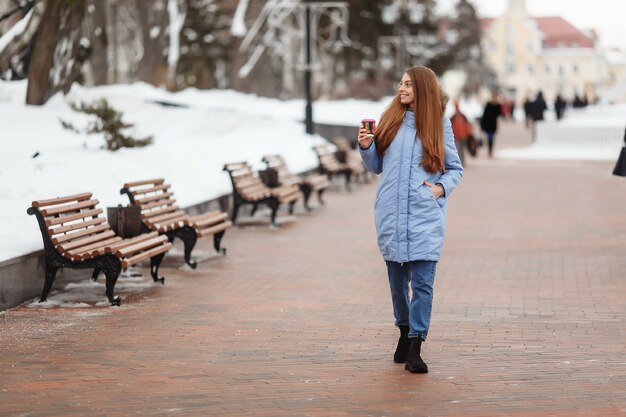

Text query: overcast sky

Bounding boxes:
[439,0,626,51]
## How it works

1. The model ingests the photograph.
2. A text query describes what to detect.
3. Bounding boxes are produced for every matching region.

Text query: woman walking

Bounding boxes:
[358,66,463,373]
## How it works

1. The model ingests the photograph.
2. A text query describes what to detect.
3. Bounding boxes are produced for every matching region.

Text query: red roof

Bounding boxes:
[534,16,594,48]
[480,16,594,49]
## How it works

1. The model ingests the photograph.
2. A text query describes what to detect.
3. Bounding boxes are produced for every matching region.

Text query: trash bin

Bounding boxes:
[107,205,142,238]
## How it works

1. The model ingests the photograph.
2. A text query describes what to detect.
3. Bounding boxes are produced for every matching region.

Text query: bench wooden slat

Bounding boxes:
[233,174,262,187]
[49,217,106,236]
[40,199,99,217]
[148,210,187,225]
[115,235,169,258]
[191,212,228,228]
[32,192,93,208]
[45,208,103,227]
[142,205,180,219]
[230,168,255,178]
[131,183,170,196]
[135,192,174,205]
[106,231,160,252]
[123,178,164,188]
[57,230,116,253]
[141,198,177,210]
[57,229,115,253]
[121,242,173,269]
[65,236,123,258]
[151,216,189,232]
[223,162,249,171]
[277,190,301,204]
[196,220,233,238]
[51,223,111,245]
[238,183,268,197]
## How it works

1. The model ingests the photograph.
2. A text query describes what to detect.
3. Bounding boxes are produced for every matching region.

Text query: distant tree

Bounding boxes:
[176,0,235,90]
[26,0,86,105]
[448,0,496,95]
[136,0,168,86]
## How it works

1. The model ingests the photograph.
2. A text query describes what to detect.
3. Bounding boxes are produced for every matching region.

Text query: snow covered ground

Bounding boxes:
[498,105,626,160]
[1,80,624,262]
[0,80,388,262]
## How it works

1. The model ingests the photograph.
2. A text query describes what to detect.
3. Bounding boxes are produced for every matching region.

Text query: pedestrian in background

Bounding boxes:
[480,92,502,158]
[357,66,463,374]
[451,100,472,165]
[531,91,547,122]
[554,94,566,120]
[523,94,533,129]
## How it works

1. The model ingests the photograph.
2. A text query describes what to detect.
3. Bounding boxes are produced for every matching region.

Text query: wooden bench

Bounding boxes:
[223,161,302,226]
[312,141,366,191]
[261,154,330,211]
[332,137,368,183]
[27,192,173,306]
[120,179,233,269]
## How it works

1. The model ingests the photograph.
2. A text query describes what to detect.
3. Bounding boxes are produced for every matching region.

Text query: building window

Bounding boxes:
[558,65,565,76]
[545,65,551,75]
[527,64,534,74]
[508,63,516,74]
[572,64,579,74]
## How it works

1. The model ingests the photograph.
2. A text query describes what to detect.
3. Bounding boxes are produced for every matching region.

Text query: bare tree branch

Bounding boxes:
[0,0,43,73]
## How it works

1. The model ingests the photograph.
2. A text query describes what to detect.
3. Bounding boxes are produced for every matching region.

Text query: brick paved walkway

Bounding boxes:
[1,123,625,416]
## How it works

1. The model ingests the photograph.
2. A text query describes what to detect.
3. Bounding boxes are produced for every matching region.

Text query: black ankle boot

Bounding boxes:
[405,338,428,373]
[393,325,410,363]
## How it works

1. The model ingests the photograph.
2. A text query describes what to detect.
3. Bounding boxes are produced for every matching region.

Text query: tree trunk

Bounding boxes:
[26,0,85,105]
[136,0,168,86]
[84,0,109,85]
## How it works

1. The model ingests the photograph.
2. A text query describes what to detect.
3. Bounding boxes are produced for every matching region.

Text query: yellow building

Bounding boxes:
[482,0,611,105]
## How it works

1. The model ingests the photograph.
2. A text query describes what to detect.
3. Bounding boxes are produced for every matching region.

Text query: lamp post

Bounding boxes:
[304,1,313,134]
[238,1,349,135]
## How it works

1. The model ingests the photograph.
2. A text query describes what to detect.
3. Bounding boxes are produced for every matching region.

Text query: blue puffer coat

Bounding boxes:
[359,110,463,263]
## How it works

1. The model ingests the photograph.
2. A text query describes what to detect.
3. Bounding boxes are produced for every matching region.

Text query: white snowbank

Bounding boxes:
[0,81,387,262]
[499,106,625,161]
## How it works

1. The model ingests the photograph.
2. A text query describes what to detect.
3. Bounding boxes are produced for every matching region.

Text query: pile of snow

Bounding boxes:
[0,80,387,262]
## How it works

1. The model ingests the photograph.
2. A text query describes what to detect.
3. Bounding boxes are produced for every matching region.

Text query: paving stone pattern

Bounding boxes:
[1,124,625,416]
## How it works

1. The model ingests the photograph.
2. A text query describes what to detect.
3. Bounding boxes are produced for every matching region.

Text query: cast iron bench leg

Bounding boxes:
[39,264,59,303]
[181,226,198,269]
[91,268,101,281]
[268,199,279,226]
[317,189,326,205]
[301,184,312,211]
[214,230,227,255]
[231,202,241,224]
[101,255,122,306]
[150,253,166,284]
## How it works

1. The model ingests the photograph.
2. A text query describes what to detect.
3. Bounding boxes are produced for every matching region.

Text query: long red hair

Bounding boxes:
[375,66,448,173]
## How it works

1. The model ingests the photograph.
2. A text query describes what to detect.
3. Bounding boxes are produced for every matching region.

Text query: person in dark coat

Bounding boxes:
[531,91,547,122]
[523,94,533,128]
[554,94,566,120]
[480,92,502,158]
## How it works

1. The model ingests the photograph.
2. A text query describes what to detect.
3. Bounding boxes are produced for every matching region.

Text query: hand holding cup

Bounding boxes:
[358,119,376,148]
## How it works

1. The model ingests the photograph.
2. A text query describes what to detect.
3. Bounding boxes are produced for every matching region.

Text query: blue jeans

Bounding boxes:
[385,260,437,340]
